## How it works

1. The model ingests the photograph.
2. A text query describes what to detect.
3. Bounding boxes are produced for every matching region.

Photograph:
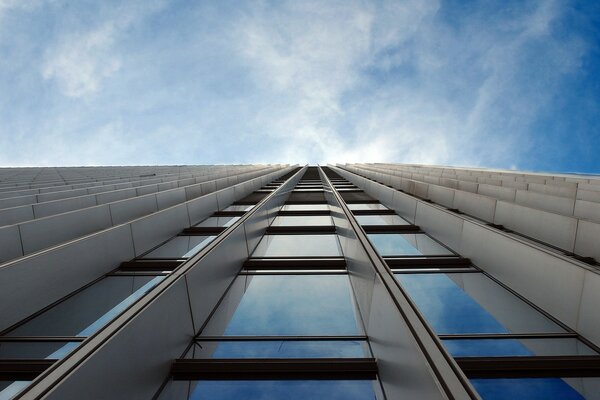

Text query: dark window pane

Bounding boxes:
[7,276,163,337]
[395,273,564,334]
[203,275,360,336]
[443,338,597,357]
[142,236,215,259]
[0,341,81,359]
[252,235,342,257]
[470,378,599,400]
[368,234,453,256]
[187,340,369,359]
[169,380,378,400]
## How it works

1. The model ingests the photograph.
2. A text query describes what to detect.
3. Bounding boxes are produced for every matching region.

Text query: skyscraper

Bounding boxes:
[0,164,599,399]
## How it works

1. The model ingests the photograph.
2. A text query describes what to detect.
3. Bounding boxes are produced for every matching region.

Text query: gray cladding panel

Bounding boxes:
[131,204,190,257]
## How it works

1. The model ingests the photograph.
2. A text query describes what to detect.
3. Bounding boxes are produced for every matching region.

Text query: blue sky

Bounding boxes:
[0,0,598,173]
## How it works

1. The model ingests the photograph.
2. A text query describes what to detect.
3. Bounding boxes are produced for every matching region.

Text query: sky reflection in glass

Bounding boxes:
[221,275,360,335]
[443,338,597,357]
[395,273,563,334]
[189,340,368,359]
[187,380,377,400]
[470,378,587,400]
[252,235,342,257]
[272,216,333,226]
[142,236,215,259]
[368,234,452,256]
[196,216,240,227]
[355,215,408,226]
[348,203,388,211]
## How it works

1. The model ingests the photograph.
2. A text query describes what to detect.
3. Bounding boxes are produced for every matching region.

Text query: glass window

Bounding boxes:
[368,233,453,256]
[165,380,378,400]
[470,377,599,400]
[187,340,369,359]
[271,216,333,227]
[202,275,361,336]
[348,203,388,211]
[195,216,240,227]
[142,236,215,259]
[252,235,342,257]
[282,204,329,211]
[7,275,164,337]
[443,338,597,357]
[355,215,408,225]
[0,382,30,400]
[222,205,253,212]
[395,273,565,334]
[0,341,81,359]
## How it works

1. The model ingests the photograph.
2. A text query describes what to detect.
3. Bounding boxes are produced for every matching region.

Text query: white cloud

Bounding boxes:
[41,1,165,98]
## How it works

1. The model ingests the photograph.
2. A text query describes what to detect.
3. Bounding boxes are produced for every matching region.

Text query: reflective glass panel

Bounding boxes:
[203,275,360,335]
[369,234,453,256]
[471,377,600,400]
[355,215,408,225]
[7,275,164,337]
[0,341,81,359]
[0,381,30,400]
[223,205,253,212]
[187,340,369,359]
[252,235,342,257]
[443,338,597,357]
[195,216,240,227]
[282,204,329,211]
[271,216,333,227]
[142,236,215,259]
[395,273,565,334]
[165,380,378,400]
[348,204,388,211]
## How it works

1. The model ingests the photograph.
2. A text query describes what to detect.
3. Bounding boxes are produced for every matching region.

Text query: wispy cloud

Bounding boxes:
[0,0,597,171]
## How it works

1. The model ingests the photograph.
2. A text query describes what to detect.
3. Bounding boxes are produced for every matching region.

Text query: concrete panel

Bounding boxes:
[439,178,459,189]
[477,184,516,202]
[19,206,113,255]
[109,195,158,225]
[0,206,34,226]
[460,221,585,328]
[199,180,217,195]
[574,200,600,223]
[135,184,159,196]
[86,184,115,195]
[157,181,178,191]
[33,196,97,219]
[577,188,600,203]
[494,201,578,251]
[0,225,23,263]
[415,203,464,252]
[427,185,455,208]
[0,195,36,209]
[0,224,134,331]
[457,181,478,193]
[156,188,186,211]
[515,190,575,215]
[184,183,204,201]
[453,191,496,222]
[215,187,235,210]
[528,182,577,199]
[186,193,219,225]
[574,220,600,262]
[131,204,190,256]
[391,190,418,223]
[44,279,194,400]
[578,271,600,347]
[37,188,88,203]
[96,188,137,205]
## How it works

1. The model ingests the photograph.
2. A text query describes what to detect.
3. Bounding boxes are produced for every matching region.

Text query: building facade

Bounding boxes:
[0,164,599,399]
